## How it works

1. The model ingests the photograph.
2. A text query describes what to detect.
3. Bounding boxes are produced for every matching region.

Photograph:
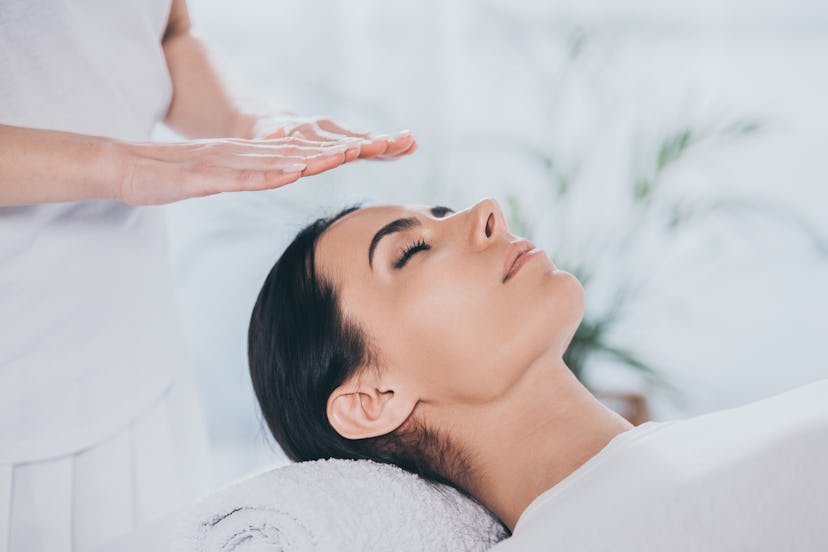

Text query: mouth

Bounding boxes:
[502,239,541,283]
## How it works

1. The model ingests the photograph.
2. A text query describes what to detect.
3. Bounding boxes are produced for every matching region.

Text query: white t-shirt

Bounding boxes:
[491,379,828,551]
[0,0,187,462]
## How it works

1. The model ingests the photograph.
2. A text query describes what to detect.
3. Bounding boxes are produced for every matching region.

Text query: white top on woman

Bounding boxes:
[0,0,187,463]
[491,379,828,551]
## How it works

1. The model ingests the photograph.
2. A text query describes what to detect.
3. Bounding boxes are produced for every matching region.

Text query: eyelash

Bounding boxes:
[394,237,431,269]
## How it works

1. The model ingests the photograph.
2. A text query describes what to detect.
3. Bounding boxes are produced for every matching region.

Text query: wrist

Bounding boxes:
[93,137,132,202]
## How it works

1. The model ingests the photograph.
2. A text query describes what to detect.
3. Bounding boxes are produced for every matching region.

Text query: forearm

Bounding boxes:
[0,124,123,206]
[161,29,269,140]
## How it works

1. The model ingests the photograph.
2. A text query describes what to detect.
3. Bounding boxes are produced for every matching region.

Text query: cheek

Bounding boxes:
[388,263,526,401]
[387,267,585,403]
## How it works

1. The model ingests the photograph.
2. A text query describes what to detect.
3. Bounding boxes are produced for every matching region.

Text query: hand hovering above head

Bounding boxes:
[251,113,417,161]
[115,116,416,206]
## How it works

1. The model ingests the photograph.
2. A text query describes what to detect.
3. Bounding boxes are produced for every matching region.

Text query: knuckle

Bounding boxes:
[264,169,289,184]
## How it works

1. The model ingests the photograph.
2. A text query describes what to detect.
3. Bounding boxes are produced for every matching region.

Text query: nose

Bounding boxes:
[469,197,507,250]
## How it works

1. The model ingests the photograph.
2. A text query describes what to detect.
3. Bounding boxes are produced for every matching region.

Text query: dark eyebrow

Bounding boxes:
[368,205,454,269]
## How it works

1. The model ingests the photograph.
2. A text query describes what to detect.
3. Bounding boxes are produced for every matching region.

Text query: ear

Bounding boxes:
[326,369,418,440]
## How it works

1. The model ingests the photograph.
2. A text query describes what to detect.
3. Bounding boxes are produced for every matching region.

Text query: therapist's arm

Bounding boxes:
[0,124,125,205]
[0,1,415,207]
[0,121,359,206]
[0,4,355,208]
[159,0,416,152]
[160,0,260,139]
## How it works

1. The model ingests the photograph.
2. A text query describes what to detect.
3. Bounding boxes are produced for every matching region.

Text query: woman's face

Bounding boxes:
[315,198,584,407]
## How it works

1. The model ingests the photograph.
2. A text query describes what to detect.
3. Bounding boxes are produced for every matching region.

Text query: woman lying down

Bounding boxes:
[248,198,828,550]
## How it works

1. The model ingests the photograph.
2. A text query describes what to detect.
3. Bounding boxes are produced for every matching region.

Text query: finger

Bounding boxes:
[316,119,372,139]
[256,135,359,149]
[298,145,357,164]
[227,136,326,147]
[234,146,355,185]
[238,167,306,191]
[375,139,418,161]
[290,125,369,158]
[356,135,392,159]
[301,151,348,176]
[211,143,355,174]
[254,167,306,190]
[159,139,337,167]
[185,162,307,197]
[379,133,415,157]
[223,136,358,152]
[228,143,351,161]
[390,136,418,157]
[343,146,360,162]
[286,123,343,143]
[279,129,363,158]
[245,146,352,175]
[220,130,361,162]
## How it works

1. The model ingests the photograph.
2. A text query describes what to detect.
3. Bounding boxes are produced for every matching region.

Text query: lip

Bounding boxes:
[502,239,542,283]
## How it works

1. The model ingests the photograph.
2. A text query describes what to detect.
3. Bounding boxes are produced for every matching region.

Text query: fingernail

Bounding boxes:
[398,129,412,136]
[282,163,307,172]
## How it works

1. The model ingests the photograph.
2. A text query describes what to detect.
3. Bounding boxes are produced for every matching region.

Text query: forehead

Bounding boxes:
[315,203,432,278]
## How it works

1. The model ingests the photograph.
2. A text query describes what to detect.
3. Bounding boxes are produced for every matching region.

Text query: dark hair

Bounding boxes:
[248,205,477,500]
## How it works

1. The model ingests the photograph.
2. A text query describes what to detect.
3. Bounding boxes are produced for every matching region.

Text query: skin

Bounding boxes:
[0,0,416,206]
[317,197,634,532]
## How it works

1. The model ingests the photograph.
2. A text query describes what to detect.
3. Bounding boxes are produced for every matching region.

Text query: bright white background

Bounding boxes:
[155,0,828,486]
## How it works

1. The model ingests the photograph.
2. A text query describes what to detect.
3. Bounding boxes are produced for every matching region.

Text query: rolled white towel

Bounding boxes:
[99,458,508,552]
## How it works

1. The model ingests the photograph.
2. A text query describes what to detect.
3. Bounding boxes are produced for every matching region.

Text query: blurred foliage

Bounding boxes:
[507,119,828,403]
[484,19,828,405]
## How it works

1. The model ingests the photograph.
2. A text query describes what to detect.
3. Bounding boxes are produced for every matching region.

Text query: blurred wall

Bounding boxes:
[156,0,828,484]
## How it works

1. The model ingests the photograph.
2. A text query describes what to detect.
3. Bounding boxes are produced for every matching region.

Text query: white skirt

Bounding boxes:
[0,368,213,552]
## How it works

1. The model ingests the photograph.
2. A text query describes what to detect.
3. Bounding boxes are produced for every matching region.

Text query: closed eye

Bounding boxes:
[370,205,454,271]
[394,238,430,269]
[392,206,454,269]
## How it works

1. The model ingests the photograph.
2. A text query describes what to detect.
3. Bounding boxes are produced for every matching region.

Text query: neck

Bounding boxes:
[443,352,634,532]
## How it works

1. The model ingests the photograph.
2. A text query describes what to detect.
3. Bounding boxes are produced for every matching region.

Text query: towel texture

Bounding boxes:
[104,458,508,552]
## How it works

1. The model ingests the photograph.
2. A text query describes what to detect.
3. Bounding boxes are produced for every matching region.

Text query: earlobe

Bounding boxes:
[326,378,417,440]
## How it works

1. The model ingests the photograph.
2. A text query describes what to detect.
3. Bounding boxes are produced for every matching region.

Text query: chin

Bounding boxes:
[566,271,586,314]
[541,270,585,353]
[563,271,586,320]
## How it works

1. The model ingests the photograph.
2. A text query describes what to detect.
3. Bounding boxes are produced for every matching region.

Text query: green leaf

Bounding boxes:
[633,177,652,201]
[656,128,696,174]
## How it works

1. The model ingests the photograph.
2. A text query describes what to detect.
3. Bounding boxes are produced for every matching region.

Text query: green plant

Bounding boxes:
[506,120,828,406]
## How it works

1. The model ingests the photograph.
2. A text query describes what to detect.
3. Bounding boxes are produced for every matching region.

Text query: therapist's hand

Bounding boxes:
[251,114,418,160]
[117,135,362,206]
[117,116,417,206]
